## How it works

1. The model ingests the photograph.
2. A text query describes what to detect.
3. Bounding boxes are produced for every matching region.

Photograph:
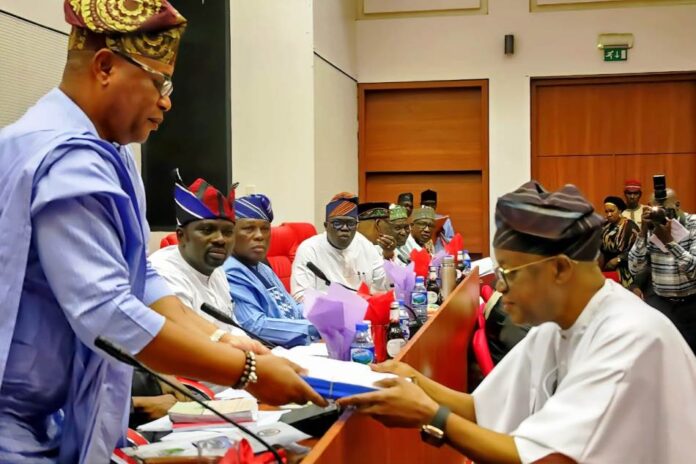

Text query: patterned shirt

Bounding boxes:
[628,213,696,298]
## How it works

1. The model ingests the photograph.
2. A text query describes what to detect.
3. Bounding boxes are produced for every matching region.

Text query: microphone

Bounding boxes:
[306,261,331,286]
[306,262,357,292]
[94,337,283,463]
[200,303,277,349]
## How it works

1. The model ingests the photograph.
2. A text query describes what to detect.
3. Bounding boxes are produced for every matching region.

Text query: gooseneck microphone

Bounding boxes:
[306,262,331,286]
[200,303,277,349]
[306,262,357,292]
[94,337,283,463]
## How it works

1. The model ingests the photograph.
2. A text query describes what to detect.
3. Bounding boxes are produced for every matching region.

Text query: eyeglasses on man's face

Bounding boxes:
[494,255,562,293]
[329,219,358,231]
[412,220,435,230]
[113,49,173,98]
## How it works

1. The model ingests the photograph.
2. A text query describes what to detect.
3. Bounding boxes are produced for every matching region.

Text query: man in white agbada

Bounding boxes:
[291,192,389,301]
[338,181,696,464]
[149,173,250,340]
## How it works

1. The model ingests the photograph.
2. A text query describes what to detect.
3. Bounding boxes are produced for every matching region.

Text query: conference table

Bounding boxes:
[299,268,481,464]
[134,269,482,464]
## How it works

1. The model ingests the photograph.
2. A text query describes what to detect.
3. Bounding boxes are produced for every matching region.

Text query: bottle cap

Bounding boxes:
[356,322,369,331]
[415,276,425,283]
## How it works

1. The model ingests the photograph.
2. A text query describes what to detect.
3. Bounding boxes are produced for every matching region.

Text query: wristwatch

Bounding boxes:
[420,405,450,447]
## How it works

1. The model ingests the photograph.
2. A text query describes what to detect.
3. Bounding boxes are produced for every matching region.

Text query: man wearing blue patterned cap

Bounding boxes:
[224,194,317,347]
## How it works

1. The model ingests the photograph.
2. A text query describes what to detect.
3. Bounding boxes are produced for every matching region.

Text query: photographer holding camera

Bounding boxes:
[628,176,696,356]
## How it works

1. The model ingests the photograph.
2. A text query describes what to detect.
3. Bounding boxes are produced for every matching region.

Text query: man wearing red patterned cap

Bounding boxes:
[622,179,646,226]
[291,193,389,301]
[0,2,324,462]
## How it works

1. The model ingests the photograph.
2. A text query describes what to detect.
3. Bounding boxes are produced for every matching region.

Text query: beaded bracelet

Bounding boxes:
[232,351,258,390]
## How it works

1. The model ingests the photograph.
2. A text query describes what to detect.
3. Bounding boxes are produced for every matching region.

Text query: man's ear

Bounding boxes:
[553,255,575,283]
[176,226,185,242]
[92,49,116,87]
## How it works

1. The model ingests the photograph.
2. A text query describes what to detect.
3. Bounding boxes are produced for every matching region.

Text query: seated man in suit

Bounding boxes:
[292,192,389,301]
[224,194,317,348]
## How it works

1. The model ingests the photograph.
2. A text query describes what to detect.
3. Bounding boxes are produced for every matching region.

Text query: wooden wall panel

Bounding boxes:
[535,155,614,210]
[359,80,489,257]
[536,79,696,157]
[364,87,483,172]
[532,74,696,216]
[365,172,484,254]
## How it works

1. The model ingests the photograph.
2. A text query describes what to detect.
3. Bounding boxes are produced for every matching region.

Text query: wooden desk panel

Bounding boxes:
[301,270,479,464]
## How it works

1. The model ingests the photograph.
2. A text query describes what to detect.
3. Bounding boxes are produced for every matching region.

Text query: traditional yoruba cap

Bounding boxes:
[604,195,627,212]
[235,194,273,223]
[173,169,236,226]
[493,181,604,261]
[410,206,436,222]
[326,192,359,220]
[389,204,408,221]
[64,0,187,65]
[624,179,642,192]
[397,192,413,203]
[421,189,437,203]
[358,202,390,221]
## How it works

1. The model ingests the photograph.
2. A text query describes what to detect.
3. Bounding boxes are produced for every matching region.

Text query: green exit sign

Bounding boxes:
[604,47,628,62]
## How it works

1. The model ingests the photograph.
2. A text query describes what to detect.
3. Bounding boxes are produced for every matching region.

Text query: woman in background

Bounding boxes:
[600,196,639,289]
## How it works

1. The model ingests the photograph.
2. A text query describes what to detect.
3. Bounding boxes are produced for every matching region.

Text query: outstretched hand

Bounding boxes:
[336,377,438,428]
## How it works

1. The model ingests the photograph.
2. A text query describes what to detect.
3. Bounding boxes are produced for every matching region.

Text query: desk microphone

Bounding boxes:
[94,336,283,463]
[306,262,331,286]
[200,303,277,349]
[306,262,357,292]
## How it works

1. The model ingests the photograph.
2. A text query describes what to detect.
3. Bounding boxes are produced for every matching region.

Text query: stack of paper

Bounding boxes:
[272,347,396,399]
[168,398,258,424]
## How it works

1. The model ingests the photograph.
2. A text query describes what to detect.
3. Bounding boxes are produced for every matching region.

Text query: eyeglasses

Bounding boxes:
[113,49,173,98]
[494,255,560,293]
[412,220,435,230]
[329,219,358,231]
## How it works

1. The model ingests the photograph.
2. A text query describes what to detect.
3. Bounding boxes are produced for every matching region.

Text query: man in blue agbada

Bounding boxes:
[0,2,325,462]
[224,195,319,348]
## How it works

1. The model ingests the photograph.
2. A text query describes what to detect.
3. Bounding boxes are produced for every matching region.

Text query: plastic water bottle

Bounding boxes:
[411,276,428,325]
[350,322,375,364]
[398,299,410,341]
[463,250,472,275]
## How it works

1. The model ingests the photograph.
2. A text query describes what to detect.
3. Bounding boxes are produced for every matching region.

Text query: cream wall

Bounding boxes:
[356,0,696,244]
[230,0,316,224]
[313,0,358,225]
[0,0,68,32]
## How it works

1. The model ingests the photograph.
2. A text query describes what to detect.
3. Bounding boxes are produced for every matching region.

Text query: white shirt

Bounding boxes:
[473,279,696,463]
[622,205,646,227]
[291,232,389,300]
[149,245,242,334]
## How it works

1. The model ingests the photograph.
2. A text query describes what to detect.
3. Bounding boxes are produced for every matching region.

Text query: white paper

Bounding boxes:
[472,257,494,276]
[136,415,173,433]
[271,347,396,389]
[214,388,254,400]
[256,410,290,427]
[649,218,689,252]
[288,342,329,357]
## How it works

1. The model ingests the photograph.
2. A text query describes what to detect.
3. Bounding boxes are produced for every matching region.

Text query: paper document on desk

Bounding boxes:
[272,346,396,399]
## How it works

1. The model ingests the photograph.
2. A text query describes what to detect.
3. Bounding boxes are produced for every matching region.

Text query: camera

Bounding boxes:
[649,175,668,225]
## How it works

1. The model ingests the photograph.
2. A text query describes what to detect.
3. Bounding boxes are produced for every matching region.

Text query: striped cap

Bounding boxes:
[326,192,359,220]
[235,194,274,223]
[173,169,236,226]
[493,181,603,261]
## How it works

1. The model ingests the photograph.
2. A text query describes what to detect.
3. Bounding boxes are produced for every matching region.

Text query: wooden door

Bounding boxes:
[359,81,489,256]
[532,74,696,213]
